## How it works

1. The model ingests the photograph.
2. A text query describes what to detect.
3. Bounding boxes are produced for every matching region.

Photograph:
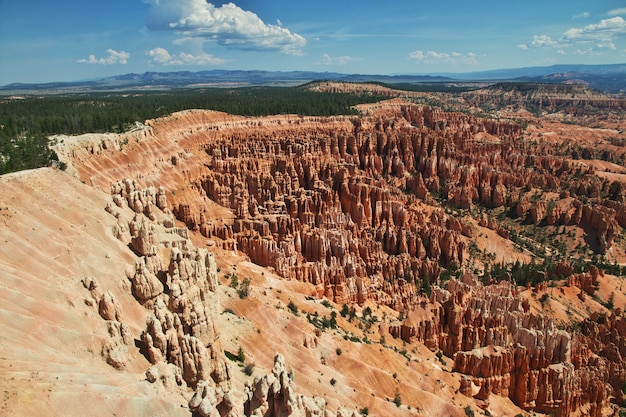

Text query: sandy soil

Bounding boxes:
[0,168,191,417]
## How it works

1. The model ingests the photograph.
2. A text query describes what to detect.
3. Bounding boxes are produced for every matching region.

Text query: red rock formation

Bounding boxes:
[58,102,625,415]
[244,354,363,417]
[567,266,602,295]
[389,275,621,417]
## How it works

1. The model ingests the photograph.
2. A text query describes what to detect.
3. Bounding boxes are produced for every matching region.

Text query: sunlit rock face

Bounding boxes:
[54,94,626,417]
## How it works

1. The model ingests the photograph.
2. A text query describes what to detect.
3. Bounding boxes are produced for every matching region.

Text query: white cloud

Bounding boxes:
[144,0,306,55]
[521,16,626,52]
[147,47,173,64]
[608,8,626,17]
[77,49,130,65]
[573,12,590,19]
[408,50,478,65]
[315,53,359,66]
[524,35,559,48]
[147,47,225,65]
[562,16,626,49]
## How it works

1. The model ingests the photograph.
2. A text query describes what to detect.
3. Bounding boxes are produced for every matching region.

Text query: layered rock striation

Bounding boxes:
[106,180,233,409]
[103,179,365,417]
[389,273,624,417]
[58,103,626,416]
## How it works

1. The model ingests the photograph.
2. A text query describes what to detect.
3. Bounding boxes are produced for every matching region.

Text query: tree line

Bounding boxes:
[0,86,386,174]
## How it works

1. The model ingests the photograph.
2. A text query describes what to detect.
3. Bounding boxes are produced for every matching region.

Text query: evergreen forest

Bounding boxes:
[0,86,386,174]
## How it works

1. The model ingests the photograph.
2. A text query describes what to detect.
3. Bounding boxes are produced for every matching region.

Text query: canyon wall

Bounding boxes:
[103,178,364,417]
[57,103,626,416]
[389,273,625,417]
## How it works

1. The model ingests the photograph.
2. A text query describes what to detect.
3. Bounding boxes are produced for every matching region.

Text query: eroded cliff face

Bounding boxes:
[465,83,626,116]
[54,102,626,416]
[388,273,625,417]
[102,178,361,417]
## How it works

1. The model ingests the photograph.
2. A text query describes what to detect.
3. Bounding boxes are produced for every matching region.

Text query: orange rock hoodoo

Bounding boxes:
[61,104,626,416]
[389,273,626,417]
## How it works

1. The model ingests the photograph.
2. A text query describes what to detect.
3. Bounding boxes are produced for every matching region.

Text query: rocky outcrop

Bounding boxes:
[129,256,163,302]
[189,379,239,417]
[98,290,122,322]
[388,274,622,417]
[82,278,133,369]
[567,265,602,295]
[102,181,238,415]
[517,195,620,253]
[104,180,372,417]
[58,100,625,416]
[244,354,362,417]
[182,106,518,310]
[580,312,626,405]
[466,83,626,114]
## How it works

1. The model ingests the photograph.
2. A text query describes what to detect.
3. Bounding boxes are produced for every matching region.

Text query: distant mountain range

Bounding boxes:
[2,64,626,94]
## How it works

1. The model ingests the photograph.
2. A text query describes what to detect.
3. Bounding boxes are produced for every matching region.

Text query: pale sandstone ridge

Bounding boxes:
[0,166,365,417]
[106,177,362,417]
[0,169,191,417]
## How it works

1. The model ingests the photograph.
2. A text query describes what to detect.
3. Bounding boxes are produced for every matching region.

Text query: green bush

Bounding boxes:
[287,300,298,315]
[393,389,402,407]
[243,363,254,376]
[237,278,251,299]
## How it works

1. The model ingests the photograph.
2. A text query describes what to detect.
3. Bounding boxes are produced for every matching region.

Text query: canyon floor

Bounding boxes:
[1,83,626,417]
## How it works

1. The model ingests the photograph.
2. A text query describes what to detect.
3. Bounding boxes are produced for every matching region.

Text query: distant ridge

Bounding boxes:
[2,64,625,94]
[0,70,452,94]
[440,63,626,79]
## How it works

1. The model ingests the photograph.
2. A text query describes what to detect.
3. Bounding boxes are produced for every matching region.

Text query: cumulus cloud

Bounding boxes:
[520,16,626,52]
[315,53,360,66]
[521,35,559,49]
[144,0,306,55]
[77,49,130,65]
[562,16,626,49]
[147,47,225,65]
[408,50,478,65]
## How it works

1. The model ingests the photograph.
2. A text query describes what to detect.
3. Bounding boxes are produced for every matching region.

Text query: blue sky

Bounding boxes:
[1,0,626,85]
